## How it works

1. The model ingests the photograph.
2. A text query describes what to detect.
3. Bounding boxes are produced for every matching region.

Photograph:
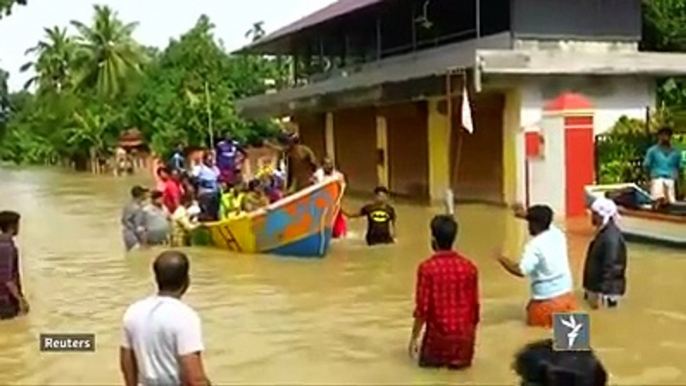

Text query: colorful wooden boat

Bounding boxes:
[585,183,686,248]
[191,176,346,257]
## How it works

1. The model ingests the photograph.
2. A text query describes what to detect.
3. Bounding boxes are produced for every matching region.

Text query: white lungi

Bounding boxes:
[650,178,676,203]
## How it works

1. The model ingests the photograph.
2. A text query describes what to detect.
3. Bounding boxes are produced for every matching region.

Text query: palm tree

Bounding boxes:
[245,21,266,42]
[65,109,112,171]
[70,5,147,98]
[20,26,77,92]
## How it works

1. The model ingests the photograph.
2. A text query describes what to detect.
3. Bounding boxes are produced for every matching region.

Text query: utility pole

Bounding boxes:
[205,81,214,148]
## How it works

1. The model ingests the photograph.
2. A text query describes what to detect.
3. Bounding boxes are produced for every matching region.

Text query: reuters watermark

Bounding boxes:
[39,333,96,352]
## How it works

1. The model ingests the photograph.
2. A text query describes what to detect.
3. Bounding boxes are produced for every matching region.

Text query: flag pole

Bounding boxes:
[451,71,466,191]
[445,70,455,215]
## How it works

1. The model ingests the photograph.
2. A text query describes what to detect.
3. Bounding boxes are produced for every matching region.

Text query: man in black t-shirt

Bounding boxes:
[346,186,396,246]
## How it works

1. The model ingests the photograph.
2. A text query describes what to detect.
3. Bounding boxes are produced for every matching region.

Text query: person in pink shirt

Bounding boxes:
[314,157,347,238]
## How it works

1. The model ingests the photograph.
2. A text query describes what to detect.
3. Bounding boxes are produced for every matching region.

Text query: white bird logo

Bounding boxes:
[560,314,583,348]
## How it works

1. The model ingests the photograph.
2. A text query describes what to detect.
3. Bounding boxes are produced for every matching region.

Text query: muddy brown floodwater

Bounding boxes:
[0,166,685,385]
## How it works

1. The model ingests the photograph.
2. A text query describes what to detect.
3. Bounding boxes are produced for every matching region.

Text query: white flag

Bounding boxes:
[461,86,474,134]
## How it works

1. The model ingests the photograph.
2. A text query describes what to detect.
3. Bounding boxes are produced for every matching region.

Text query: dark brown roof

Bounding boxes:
[239,0,384,53]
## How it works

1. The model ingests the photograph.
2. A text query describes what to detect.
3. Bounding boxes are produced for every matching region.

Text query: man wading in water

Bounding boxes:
[0,211,29,320]
[409,215,480,369]
[120,250,210,386]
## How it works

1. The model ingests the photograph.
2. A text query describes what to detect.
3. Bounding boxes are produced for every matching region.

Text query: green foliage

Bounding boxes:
[596,117,653,185]
[0,0,26,18]
[0,6,286,166]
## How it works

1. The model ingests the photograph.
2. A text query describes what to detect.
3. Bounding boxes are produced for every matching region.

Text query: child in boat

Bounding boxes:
[345,186,396,246]
[243,179,271,212]
[171,194,201,247]
[219,181,247,220]
[257,166,284,203]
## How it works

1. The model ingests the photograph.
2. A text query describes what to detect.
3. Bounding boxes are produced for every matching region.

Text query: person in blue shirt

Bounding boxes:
[644,127,681,206]
[168,144,186,173]
[191,153,221,221]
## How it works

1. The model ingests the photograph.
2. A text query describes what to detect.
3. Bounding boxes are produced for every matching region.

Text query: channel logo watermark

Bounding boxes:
[39,333,96,352]
[553,312,590,351]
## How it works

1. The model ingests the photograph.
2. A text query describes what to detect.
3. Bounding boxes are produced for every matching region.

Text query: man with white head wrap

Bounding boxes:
[582,197,628,309]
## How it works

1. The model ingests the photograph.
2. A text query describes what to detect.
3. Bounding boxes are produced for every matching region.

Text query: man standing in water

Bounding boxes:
[120,250,210,386]
[644,127,681,206]
[0,211,29,320]
[346,187,396,246]
[494,204,577,329]
[409,215,479,369]
[121,186,149,251]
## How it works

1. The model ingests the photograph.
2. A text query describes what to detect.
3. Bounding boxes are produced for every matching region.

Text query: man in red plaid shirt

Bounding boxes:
[409,215,480,369]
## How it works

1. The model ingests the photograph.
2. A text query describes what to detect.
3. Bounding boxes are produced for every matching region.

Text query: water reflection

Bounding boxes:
[0,166,685,385]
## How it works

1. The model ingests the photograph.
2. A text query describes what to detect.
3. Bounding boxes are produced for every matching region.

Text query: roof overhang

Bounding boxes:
[235,0,384,55]
[478,50,686,76]
[236,33,512,118]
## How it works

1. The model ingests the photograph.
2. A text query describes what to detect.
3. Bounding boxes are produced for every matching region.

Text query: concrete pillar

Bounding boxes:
[376,114,389,188]
[427,98,451,202]
[325,112,335,161]
[529,93,595,217]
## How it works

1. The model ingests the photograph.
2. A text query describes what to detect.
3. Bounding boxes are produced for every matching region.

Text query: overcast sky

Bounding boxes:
[0,0,335,91]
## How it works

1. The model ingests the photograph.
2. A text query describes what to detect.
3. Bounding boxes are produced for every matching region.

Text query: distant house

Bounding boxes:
[233,0,686,208]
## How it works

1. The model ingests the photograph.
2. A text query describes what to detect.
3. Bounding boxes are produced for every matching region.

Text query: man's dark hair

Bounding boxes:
[430,215,458,250]
[131,186,148,199]
[514,339,607,386]
[156,166,171,177]
[151,190,163,200]
[525,205,553,231]
[657,126,673,136]
[248,179,261,191]
[374,186,389,195]
[153,250,190,292]
[0,211,20,233]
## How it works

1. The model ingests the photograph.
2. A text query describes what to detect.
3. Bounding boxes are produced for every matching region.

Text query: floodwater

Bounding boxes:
[0,166,685,385]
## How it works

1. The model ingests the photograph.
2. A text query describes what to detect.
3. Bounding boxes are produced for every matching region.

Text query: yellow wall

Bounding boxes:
[325,112,335,161]
[502,90,520,206]
[376,115,389,187]
[427,98,451,202]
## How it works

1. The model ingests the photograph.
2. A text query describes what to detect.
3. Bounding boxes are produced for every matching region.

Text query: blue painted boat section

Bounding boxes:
[267,229,333,258]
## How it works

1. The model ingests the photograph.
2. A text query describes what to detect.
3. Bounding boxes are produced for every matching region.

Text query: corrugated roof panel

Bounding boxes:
[243,0,384,51]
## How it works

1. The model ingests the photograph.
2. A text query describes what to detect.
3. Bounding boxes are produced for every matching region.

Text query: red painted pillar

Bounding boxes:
[543,93,595,217]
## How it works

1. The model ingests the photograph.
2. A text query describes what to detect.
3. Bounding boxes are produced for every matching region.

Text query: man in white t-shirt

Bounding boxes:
[494,204,578,329]
[120,251,210,386]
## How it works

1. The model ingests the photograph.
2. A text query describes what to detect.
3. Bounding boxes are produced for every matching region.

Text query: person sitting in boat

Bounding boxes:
[583,197,627,309]
[313,157,347,239]
[345,187,396,246]
[192,152,221,222]
[644,126,682,208]
[171,194,201,247]
[243,179,271,213]
[215,133,246,185]
[257,165,284,203]
[219,181,247,220]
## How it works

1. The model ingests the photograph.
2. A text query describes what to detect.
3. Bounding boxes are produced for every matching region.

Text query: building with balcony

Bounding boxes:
[235,0,686,211]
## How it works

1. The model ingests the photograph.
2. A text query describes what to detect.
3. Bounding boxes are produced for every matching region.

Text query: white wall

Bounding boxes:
[512,74,655,208]
[520,75,654,134]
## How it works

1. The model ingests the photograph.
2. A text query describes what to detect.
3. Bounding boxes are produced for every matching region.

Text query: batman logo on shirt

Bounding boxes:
[370,210,391,223]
